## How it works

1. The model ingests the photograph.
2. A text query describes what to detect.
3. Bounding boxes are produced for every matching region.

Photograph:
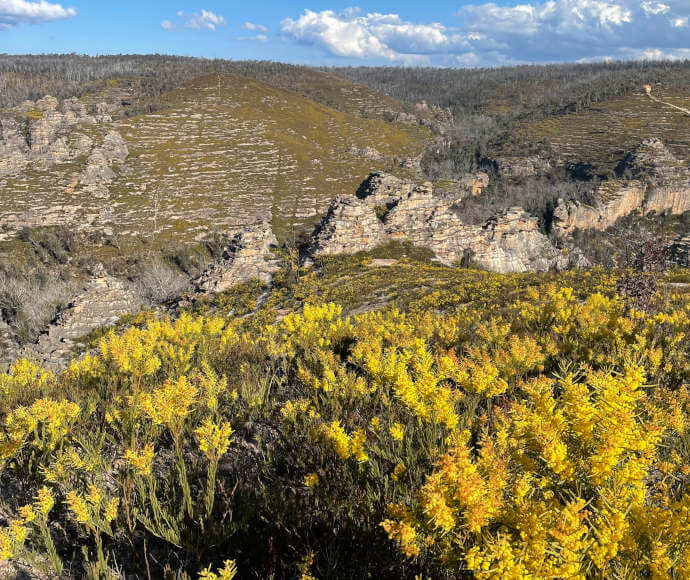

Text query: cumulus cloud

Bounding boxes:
[280,9,473,63]
[185,9,226,31]
[161,8,226,32]
[280,2,690,65]
[0,0,76,30]
[241,21,267,32]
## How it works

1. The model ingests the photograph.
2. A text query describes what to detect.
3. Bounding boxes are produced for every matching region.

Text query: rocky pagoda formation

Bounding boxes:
[309,172,587,273]
[553,138,690,237]
[19,265,140,370]
[78,130,129,198]
[0,94,121,181]
[194,223,280,294]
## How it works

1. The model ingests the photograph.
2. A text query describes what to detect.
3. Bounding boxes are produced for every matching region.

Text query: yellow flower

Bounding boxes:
[195,418,234,459]
[304,473,319,487]
[18,505,35,524]
[104,497,119,523]
[322,420,351,459]
[391,463,406,482]
[390,423,405,441]
[65,491,90,524]
[35,486,54,516]
[198,559,238,579]
[125,444,155,476]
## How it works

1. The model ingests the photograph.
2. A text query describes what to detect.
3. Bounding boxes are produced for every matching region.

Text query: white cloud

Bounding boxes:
[239,33,268,42]
[162,8,227,32]
[281,8,472,63]
[241,21,267,32]
[184,9,226,31]
[641,1,670,14]
[281,2,690,65]
[0,0,76,29]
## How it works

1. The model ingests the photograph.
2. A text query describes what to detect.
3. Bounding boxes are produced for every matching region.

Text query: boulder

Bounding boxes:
[195,223,280,294]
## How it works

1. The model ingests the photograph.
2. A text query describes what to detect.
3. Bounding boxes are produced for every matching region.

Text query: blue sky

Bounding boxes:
[1,0,689,66]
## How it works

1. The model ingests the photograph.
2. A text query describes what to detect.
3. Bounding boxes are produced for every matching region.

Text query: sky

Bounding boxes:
[0,0,689,67]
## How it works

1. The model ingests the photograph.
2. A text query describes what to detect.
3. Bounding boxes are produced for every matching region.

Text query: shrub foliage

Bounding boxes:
[0,263,689,578]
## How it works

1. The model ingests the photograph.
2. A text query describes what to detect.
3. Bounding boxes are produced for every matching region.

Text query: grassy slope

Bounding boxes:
[523,84,690,173]
[0,73,429,248]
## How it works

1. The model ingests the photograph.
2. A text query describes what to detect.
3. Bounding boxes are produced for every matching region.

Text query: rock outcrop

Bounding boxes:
[0,94,115,178]
[20,266,141,370]
[553,139,690,237]
[78,130,129,198]
[194,223,280,294]
[496,156,553,179]
[310,172,587,273]
[671,234,690,268]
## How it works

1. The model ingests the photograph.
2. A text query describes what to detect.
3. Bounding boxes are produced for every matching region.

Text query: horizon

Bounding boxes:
[1,1,689,68]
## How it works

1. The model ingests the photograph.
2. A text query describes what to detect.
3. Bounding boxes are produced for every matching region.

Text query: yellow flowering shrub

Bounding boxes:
[0,256,687,578]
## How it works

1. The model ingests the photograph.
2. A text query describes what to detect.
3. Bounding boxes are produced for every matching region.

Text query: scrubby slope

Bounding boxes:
[0,248,689,578]
[524,84,690,173]
[0,73,428,247]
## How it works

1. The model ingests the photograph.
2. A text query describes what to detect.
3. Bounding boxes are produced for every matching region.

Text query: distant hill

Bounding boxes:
[0,71,429,247]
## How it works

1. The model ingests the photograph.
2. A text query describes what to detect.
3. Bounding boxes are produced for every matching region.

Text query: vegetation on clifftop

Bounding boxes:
[0,248,689,577]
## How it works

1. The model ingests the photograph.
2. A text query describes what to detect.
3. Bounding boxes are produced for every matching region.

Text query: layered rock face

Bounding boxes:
[20,266,140,370]
[194,223,280,294]
[79,131,129,198]
[553,139,689,237]
[0,95,122,181]
[311,172,587,273]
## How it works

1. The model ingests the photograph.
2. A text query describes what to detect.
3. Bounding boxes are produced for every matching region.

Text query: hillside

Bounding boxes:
[524,83,690,174]
[1,56,690,579]
[0,72,428,247]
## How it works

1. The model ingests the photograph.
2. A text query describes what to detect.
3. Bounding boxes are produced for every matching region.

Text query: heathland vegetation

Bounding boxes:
[0,56,689,577]
[1,242,689,577]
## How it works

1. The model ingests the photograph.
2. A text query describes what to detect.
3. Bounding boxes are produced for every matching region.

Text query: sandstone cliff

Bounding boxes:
[310,172,587,273]
[194,223,280,294]
[553,139,689,236]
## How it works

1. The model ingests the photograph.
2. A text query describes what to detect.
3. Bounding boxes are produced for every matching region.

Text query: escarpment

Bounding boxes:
[553,139,689,237]
[310,172,588,273]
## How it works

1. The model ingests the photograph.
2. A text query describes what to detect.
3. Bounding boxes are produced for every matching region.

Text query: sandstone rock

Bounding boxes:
[78,131,128,198]
[434,172,490,202]
[20,269,141,370]
[0,117,29,176]
[310,195,386,256]
[101,130,129,163]
[496,156,552,179]
[29,111,63,152]
[195,223,280,294]
[671,234,690,267]
[35,95,59,112]
[62,96,88,118]
[71,133,94,157]
[348,145,385,161]
[553,139,690,237]
[0,94,116,180]
[310,172,587,273]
